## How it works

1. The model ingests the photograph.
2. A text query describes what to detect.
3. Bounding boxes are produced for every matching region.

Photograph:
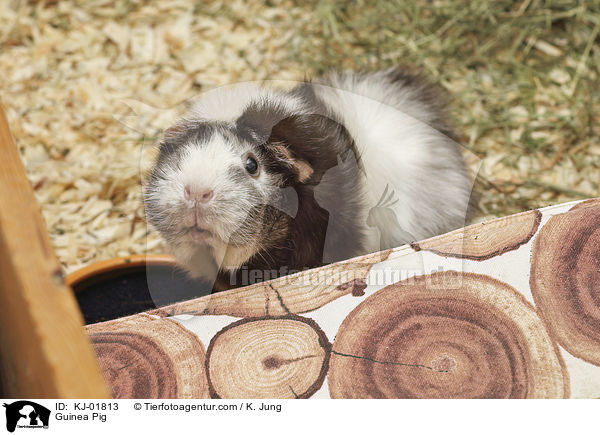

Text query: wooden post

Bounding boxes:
[0,105,109,398]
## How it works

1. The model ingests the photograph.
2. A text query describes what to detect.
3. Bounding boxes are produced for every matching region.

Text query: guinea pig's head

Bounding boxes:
[144,103,319,275]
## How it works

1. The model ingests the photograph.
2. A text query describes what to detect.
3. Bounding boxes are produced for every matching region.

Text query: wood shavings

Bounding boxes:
[0,0,597,274]
[1,0,309,274]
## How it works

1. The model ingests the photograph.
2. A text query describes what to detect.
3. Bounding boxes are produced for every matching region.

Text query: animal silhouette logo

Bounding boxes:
[3,401,50,433]
[367,184,418,250]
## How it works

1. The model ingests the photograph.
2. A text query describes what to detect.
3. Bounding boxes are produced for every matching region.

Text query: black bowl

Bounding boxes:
[67,255,212,325]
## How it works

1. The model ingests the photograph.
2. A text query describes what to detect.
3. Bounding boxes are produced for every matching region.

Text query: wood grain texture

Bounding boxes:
[328,272,568,398]
[87,314,209,398]
[0,105,109,398]
[206,316,330,398]
[570,198,600,211]
[531,203,600,366]
[411,210,541,260]
[150,249,391,318]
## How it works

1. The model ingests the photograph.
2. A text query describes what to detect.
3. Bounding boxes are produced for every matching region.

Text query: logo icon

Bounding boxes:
[3,401,50,433]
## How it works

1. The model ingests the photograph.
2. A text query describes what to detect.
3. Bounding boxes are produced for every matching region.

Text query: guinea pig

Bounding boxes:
[144,68,474,291]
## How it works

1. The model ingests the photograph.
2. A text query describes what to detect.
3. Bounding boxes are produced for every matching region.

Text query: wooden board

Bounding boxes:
[0,105,109,398]
[86,198,600,399]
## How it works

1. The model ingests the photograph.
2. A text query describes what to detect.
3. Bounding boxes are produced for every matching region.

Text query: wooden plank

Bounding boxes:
[0,105,109,398]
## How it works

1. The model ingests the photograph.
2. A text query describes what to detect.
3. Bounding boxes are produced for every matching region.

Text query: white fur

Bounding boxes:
[188,82,306,124]
[313,70,473,251]
[179,135,240,203]
[148,129,280,273]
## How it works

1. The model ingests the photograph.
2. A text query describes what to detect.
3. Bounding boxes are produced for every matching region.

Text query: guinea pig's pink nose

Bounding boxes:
[184,185,214,203]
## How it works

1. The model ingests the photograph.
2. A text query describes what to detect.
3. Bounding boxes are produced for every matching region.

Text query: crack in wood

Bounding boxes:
[117,362,134,371]
[262,354,320,370]
[331,350,449,373]
[269,283,291,314]
[264,285,270,317]
[289,385,300,399]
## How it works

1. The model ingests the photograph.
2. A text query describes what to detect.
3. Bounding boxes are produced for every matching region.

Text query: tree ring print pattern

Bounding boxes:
[531,204,600,366]
[205,315,331,398]
[328,271,568,398]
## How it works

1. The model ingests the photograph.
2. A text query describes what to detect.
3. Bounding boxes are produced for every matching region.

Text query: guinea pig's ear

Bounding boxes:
[269,112,348,183]
[270,143,314,183]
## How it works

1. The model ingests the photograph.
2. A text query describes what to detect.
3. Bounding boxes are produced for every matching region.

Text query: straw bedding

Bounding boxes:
[1,0,598,272]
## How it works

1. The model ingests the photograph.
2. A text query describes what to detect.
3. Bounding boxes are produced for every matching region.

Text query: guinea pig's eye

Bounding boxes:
[244,154,260,177]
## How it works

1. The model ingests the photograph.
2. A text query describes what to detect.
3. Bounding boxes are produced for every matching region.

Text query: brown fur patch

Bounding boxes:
[273,143,314,183]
